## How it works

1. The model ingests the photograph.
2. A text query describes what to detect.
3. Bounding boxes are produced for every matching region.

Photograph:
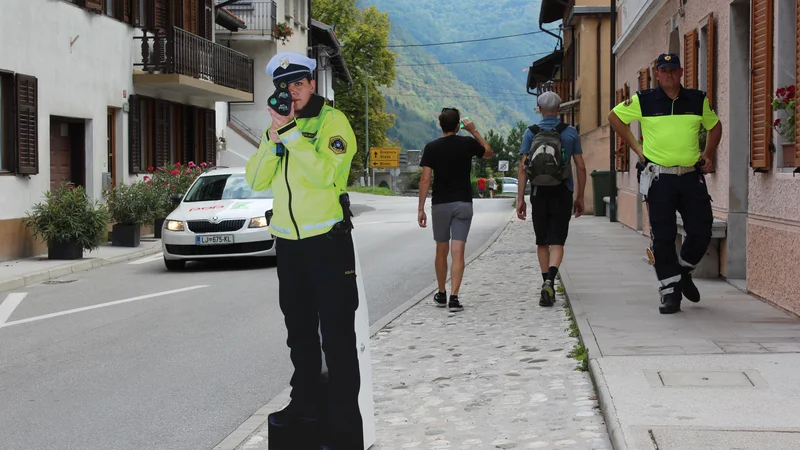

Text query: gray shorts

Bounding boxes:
[431,202,474,243]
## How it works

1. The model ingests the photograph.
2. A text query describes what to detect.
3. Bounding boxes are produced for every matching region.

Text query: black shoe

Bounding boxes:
[319,446,333,450]
[267,401,318,427]
[658,292,682,314]
[539,281,555,307]
[681,272,700,303]
[433,291,447,308]
[448,295,463,312]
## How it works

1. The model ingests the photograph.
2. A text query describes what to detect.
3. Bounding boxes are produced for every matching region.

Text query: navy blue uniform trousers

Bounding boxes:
[646,170,713,294]
[275,230,364,449]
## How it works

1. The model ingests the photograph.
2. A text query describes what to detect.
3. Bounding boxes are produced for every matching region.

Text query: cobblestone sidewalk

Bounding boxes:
[369,217,611,449]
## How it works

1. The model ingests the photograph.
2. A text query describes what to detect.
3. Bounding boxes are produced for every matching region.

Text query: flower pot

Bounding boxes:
[154,218,166,239]
[48,241,83,260]
[112,223,141,247]
[781,142,798,167]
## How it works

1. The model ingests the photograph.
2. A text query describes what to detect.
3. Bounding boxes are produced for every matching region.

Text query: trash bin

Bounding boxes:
[590,170,611,216]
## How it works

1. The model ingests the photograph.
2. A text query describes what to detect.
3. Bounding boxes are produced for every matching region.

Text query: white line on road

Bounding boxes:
[128,253,164,264]
[0,293,27,326]
[0,286,208,329]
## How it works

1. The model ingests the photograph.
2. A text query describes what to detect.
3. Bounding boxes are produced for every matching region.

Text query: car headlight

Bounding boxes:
[249,216,268,228]
[165,220,185,231]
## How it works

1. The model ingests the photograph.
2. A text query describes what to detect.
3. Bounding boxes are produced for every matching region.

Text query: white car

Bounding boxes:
[502,177,518,194]
[161,167,276,271]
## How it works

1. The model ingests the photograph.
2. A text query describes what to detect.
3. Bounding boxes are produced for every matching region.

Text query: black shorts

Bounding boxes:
[530,184,573,246]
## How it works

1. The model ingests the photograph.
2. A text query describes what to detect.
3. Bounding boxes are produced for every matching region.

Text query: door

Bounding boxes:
[50,118,72,190]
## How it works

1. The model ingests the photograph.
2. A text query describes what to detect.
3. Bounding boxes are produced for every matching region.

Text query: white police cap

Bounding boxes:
[266,52,317,84]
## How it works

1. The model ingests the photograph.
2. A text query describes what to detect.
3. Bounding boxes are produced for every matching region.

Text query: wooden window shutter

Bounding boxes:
[684,29,698,89]
[15,74,38,175]
[795,0,800,167]
[652,59,659,88]
[85,0,103,13]
[128,95,142,174]
[706,13,716,109]
[123,0,131,23]
[155,0,170,28]
[638,68,650,91]
[750,0,773,169]
[204,0,213,40]
[154,100,170,168]
[204,109,216,165]
[181,105,194,164]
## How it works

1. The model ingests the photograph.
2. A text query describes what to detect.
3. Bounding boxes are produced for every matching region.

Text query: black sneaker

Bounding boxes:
[539,280,555,307]
[267,401,318,427]
[433,291,447,308]
[658,291,682,314]
[681,272,700,303]
[448,295,463,312]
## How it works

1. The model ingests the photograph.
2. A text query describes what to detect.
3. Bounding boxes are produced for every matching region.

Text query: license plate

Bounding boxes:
[196,235,234,245]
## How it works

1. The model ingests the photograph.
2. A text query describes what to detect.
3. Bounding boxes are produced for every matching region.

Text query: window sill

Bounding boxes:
[0,170,16,176]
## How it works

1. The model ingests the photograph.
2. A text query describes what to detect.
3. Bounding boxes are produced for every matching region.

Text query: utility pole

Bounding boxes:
[365,75,370,187]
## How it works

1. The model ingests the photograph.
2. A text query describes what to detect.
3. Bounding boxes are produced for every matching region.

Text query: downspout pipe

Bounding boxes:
[608,0,618,222]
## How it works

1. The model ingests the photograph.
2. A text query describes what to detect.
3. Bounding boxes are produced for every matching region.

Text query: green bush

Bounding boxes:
[104,181,153,226]
[22,182,109,251]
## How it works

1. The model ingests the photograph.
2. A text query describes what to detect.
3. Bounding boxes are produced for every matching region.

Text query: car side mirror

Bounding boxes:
[265,209,273,226]
[170,193,183,206]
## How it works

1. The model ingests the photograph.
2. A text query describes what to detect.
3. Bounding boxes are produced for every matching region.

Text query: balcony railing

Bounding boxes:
[134,26,254,94]
[216,1,278,36]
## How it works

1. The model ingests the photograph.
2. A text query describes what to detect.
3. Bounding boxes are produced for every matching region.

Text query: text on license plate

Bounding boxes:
[196,235,234,245]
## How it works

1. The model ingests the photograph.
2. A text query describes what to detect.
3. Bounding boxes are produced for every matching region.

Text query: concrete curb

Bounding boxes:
[559,265,629,450]
[213,208,517,450]
[0,245,162,292]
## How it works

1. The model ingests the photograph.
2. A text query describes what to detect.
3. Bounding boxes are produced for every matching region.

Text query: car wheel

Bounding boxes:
[164,258,186,271]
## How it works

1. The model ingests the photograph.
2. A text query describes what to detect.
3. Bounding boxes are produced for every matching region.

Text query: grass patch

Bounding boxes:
[348,186,399,196]
[559,277,589,372]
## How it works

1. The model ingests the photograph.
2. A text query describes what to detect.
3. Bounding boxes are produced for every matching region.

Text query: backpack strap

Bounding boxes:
[554,122,569,133]
[528,125,541,134]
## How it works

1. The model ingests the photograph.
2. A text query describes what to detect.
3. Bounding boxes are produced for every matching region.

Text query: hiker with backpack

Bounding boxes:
[516,91,587,307]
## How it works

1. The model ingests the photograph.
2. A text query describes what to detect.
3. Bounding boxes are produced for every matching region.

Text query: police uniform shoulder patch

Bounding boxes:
[329,136,347,154]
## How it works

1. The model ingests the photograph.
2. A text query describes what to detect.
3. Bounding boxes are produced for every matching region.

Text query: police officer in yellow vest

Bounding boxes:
[608,53,722,314]
[246,51,363,449]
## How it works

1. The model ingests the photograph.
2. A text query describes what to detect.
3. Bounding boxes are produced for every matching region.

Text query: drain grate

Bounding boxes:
[42,279,77,285]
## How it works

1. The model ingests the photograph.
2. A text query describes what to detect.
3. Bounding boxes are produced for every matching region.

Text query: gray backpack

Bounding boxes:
[524,123,571,186]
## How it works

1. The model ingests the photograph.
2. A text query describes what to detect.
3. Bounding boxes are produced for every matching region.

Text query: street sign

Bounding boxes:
[370,147,400,161]
[498,160,509,172]
[370,160,399,168]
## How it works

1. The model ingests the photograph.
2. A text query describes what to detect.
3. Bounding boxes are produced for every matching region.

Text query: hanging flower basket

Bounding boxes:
[272,22,294,45]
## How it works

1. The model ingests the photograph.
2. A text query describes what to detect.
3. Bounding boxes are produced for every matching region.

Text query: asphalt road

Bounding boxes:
[0,193,513,450]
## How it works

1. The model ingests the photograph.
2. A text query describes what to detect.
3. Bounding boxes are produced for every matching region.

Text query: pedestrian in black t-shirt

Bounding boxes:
[418,108,494,311]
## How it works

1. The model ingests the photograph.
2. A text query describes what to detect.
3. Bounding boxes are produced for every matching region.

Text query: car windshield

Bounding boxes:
[505,178,517,184]
[183,174,273,202]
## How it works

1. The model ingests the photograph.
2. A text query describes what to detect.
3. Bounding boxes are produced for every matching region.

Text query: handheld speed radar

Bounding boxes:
[268,81,292,156]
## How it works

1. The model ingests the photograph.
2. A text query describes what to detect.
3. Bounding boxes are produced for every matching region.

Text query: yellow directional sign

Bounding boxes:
[370,160,399,168]
[370,148,400,161]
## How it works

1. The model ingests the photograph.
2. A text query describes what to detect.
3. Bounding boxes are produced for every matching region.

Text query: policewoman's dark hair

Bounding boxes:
[439,108,460,133]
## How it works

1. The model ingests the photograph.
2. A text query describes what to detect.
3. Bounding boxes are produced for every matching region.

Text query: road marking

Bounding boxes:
[129,253,164,265]
[0,286,208,329]
[0,293,27,326]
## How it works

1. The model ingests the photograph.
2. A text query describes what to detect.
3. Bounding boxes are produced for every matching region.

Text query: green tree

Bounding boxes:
[313,0,397,185]
[503,121,529,175]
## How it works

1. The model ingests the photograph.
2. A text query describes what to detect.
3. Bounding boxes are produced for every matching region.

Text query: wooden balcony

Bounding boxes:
[133,26,254,103]
[215,1,279,41]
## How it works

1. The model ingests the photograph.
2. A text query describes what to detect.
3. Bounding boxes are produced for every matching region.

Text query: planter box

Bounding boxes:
[48,241,83,260]
[154,218,165,239]
[112,223,141,247]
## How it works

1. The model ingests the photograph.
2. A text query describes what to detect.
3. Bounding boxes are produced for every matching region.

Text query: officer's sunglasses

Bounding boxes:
[441,107,459,114]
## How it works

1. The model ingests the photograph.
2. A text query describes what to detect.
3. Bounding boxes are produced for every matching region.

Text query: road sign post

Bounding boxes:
[369,149,400,188]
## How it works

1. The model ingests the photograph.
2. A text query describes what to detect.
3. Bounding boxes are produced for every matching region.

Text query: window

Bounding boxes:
[697,14,716,110]
[683,28,699,89]
[184,174,274,202]
[128,95,217,174]
[0,71,39,175]
[775,0,797,168]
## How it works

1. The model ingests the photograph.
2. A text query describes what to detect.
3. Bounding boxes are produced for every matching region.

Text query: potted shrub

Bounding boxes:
[22,182,109,260]
[144,161,211,238]
[272,22,294,45]
[771,84,796,166]
[104,181,152,247]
